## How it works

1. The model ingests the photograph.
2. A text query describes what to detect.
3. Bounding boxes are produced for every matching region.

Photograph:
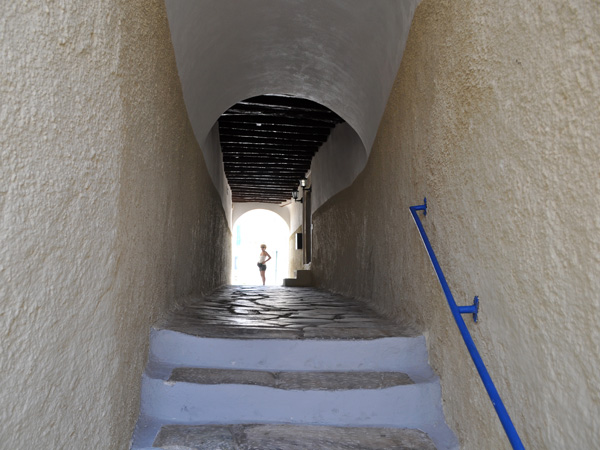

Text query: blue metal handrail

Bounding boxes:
[410,198,525,450]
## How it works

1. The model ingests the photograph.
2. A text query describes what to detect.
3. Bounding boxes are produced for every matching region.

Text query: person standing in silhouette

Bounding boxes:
[257,244,272,285]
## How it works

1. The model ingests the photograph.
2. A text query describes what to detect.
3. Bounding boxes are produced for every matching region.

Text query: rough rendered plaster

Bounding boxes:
[0,1,230,449]
[312,1,600,449]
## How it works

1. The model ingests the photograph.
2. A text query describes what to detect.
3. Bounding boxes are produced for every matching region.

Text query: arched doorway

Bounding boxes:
[232,209,290,285]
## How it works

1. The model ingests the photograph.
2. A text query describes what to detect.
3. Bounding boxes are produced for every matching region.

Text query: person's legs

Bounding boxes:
[260,270,266,285]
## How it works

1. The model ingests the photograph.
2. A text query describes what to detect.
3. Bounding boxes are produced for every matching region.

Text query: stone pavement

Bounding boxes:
[160,285,418,340]
[131,285,458,449]
[168,368,414,390]
[153,424,437,450]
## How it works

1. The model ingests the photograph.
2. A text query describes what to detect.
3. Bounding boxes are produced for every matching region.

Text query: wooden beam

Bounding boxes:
[223,156,314,164]
[219,128,329,141]
[231,192,293,198]
[241,95,338,113]
[222,152,315,159]
[221,143,317,151]
[225,165,310,171]
[233,199,289,204]
[218,94,343,204]
[231,186,291,192]
[223,154,310,163]
[223,161,309,168]
[219,123,331,135]
[223,155,311,163]
[220,135,326,145]
[219,115,339,127]
[225,170,308,177]
[225,163,312,171]
[223,107,341,123]
[229,187,299,193]
[231,189,290,194]
[226,173,303,179]
[226,178,302,185]
[232,190,289,196]
[230,192,295,199]
[226,175,306,181]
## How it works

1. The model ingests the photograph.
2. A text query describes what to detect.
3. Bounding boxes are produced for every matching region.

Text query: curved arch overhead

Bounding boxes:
[220,95,343,203]
[232,203,291,231]
[165,0,420,154]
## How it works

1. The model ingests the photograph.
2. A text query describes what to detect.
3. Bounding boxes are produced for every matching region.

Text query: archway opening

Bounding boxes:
[219,94,343,204]
[232,209,290,285]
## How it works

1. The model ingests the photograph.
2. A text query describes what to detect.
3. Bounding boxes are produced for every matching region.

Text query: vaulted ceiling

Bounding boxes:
[218,95,344,203]
[165,0,419,206]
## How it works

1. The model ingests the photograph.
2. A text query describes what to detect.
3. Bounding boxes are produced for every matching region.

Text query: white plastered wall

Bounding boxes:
[203,124,233,225]
[311,123,368,212]
[165,0,420,179]
[311,0,600,448]
[0,1,230,448]
[232,203,291,231]
[288,201,303,237]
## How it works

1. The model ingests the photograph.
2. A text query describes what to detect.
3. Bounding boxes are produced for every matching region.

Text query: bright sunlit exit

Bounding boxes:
[232,209,289,285]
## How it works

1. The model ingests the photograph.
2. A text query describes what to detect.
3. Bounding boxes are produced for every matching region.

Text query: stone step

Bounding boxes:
[284,269,313,287]
[152,424,437,449]
[168,368,414,390]
[139,371,443,427]
[133,366,456,449]
[148,329,434,382]
[130,287,459,449]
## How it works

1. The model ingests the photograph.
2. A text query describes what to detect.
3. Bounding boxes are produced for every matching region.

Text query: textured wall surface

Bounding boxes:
[312,1,600,448]
[0,1,230,448]
[288,226,304,277]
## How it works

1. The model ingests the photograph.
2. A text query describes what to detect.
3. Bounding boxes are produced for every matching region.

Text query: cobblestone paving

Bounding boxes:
[168,368,414,389]
[161,285,417,339]
[154,424,437,450]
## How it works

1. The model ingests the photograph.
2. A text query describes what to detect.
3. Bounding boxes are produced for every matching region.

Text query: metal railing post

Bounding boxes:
[410,198,525,450]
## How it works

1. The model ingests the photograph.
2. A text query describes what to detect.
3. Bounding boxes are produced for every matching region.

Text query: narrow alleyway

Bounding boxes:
[132,286,458,449]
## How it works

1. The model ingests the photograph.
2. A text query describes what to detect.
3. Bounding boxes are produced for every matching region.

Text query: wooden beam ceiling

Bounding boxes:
[218,94,344,203]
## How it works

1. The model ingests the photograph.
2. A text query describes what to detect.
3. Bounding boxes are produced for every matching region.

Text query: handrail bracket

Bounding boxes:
[412,197,427,216]
[458,296,479,323]
[409,197,525,450]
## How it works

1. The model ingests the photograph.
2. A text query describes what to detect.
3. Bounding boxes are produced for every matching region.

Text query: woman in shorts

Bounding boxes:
[257,244,272,285]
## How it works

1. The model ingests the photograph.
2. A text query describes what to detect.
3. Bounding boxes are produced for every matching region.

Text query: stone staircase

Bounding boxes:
[283,269,313,287]
[130,286,458,449]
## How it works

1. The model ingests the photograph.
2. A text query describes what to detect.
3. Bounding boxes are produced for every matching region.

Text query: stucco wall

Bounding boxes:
[288,200,303,236]
[0,1,230,449]
[288,226,304,277]
[311,123,367,212]
[201,123,232,225]
[312,1,600,449]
